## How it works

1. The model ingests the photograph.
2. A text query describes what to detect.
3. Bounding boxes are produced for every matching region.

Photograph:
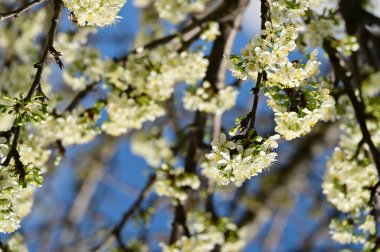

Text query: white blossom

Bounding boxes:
[0,10,47,62]
[108,47,208,101]
[161,212,246,252]
[131,131,175,167]
[153,0,208,24]
[0,167,35,233]
[323,83,380,248]
[329,219,362,244]
[183,82,238,115]
[203,133,280,186]
[268,87,336,141]
[0,233,28,252]
[359,215,376,235]
[63,0,127,26]
[102,92,165,136]
[36,110,100,147]
[154,164,200,203]
[201,22,221,41]
[323,147,377,213]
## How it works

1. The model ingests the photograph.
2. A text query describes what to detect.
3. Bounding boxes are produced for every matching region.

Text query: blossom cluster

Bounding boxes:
[183,81,238,115]
[102,92,165,136]
[102,47,208,136]
[56,29,104,91]
[225,0,336,142]
[154,164,200,203]
[323,72,380,249]
[0,131,45,234]
[18,138,50,177]
[266,84,336,140]
[63,0,127,26]
[134,0,208,24]
[131,130,175,167]
[37,109,100,147]
[0,166,36,233]
[225,21,300,82]
[117,48,208,101]
[302,0,360,56]
[329,213,376,248]
[0,9,47,62]
[0,233,28,252]
[204,133,280,186]
[161,212,246,252]
[324,150,379,248]
[200,22,221,41]
[323,148,378,214]
[0,107,99,234]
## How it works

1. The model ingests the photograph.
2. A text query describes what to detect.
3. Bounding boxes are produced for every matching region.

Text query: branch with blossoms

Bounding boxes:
[323,40,380,174]
[168,1,250,245]
[1,0,62,173]
[52,0,254,122]
[1,0,380,251]
[245,0,270,135]
[323,12,380,248]
[236,123,332,226]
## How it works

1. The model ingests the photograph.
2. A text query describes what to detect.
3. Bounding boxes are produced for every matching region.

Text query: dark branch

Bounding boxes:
[0,0,48,21]
[245,0,271,134]
[116,0,252,62]
[169,202,191,244]
[323,40,380,175]
[92,174,156,252]
[64,82,100,112]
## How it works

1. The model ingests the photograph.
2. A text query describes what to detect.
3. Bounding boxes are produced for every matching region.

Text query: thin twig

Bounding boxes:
[64,81,99,112]
[92,174,156,252]
[0,0,48,21]
[246,74,263,135]
[245,0,271,134]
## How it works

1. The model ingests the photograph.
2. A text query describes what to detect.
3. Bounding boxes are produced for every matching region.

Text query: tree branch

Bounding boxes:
[246,0,271,134]
[0,0,48,21]
[169,202,191,244]
[323,40,380,175]
[166,0,251,244]
[92,174,156,252]
[117,0,252,62]
[64,81,100,112]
